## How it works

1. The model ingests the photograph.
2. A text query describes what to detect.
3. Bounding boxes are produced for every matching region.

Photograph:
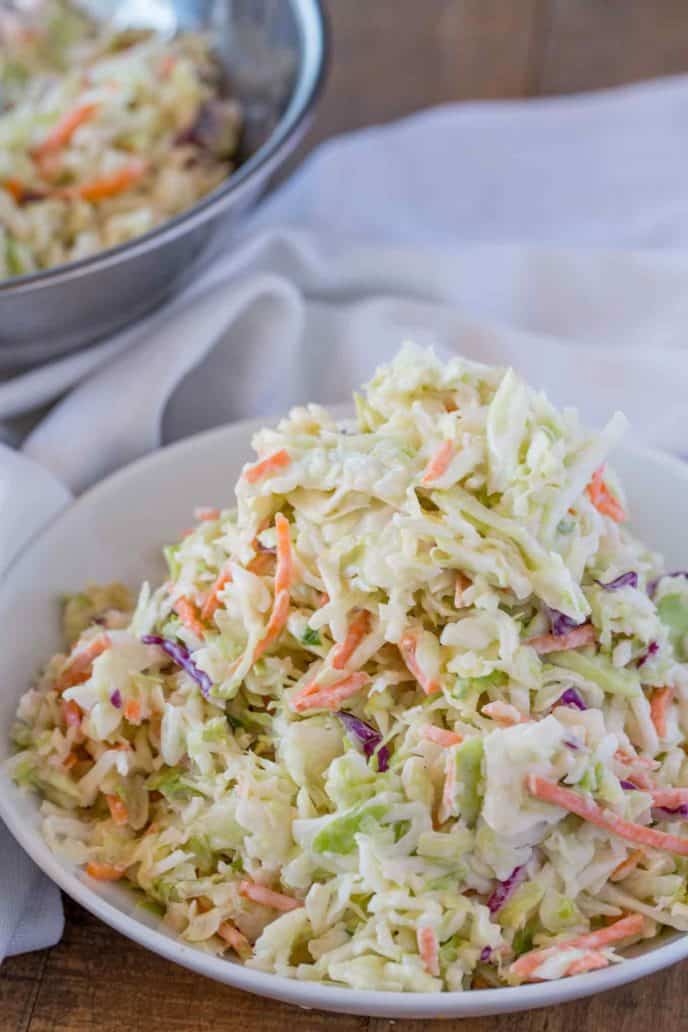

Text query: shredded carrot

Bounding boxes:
[105,794,129,827]
[572,913,646,951]
[194,506,220,521]
[34,102,99,158]
[218,920,252,957]
[319,592,330,607]
[482,701,529,726]
[526,623,596,655]
[454,572,471,608]
[526,774,688,855]
[650,687,673,739]
[62,752,78,770]
[611,849,645,882]
[614,749,659,789]
[274,513,294,594]
[3,178,27,201]
[420,725,463,748]
[417,926,440,977]
[422,440,454,484]
[511,914,645,980]
[586,466,626,523]
[246,551,274,576]
[252,589,291,663]
[239,880,302,912]
[244,449,291,484]
[200,566,232,622]
[173,596,206,638]
[648,787,688,808]
[72,159,147,202]
[331,610,370,669]
[55,634,110,693]
[565,952,610,976]
[61,699,82,727]
[85,861,125,881]
[291,671,370,713]
[123,698,142,725]
[399,632,440,695]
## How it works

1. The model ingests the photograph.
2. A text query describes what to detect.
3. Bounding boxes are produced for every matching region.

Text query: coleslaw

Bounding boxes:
[9,344,688,992]
[0,0,241,278]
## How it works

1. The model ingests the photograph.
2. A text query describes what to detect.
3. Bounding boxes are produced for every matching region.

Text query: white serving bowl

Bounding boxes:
[1,418,687,1019]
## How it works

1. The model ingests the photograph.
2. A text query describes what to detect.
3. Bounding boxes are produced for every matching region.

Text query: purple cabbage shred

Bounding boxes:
[654,804,688,820]
[596,572,638,591]
[336,711,389,772]
[563,737,580,751]
[480,946,493,963]
[142,634,212,698]
[637,641,660,668]
[486,865,526,914]
[109,689,122,709]
[558,687,587,711]
[546,607,581,637]
[620,779,637,790]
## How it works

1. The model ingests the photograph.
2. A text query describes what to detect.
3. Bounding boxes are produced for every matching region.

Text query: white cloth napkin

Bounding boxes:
[6,74,688,960]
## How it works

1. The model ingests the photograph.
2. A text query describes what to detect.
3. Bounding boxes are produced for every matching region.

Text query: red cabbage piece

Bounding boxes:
[546,607,581,636]
[620,779,637,790]
[558,687,587,711]
[486,865,526,914]
[596,572,638,590]
[654,804,688,820]
[648,571,688,598]
[109,689,122,709]
[480,946,493,962]
[336,711,389,772]
[637,641,660,668]
[141,634,212,698]
[563,737,581,751]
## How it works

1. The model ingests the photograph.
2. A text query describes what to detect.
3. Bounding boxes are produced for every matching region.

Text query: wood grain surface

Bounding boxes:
[4,1,688,1029]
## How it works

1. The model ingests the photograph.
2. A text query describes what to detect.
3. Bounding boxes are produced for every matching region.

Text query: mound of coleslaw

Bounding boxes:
[10,345,688,991]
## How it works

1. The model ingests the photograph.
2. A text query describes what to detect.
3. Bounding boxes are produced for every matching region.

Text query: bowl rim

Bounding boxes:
[2,423,688,1018]
[0,0,329,297]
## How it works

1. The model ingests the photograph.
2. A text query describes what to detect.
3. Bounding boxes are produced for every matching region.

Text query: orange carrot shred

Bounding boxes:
[399,632,440,695]
[650,687,673,739]
[422,440,453,484]
[200,566,232,622]
[55,634,110,694]
[72,159,147,202]
[420,725,463,748]
[610,849,645,882]
[105,794,129,826]
[527,774,688,855]
[526,623,596,655]
[244,449,291,484]
[173,596,205,637]
[586,466,626,523]
[291,671,370,713]
[218,920,252,956]
[417,926,440,977]
[482,700,529,726]
[331,610,370,669]
[239,880,302,911]
[274,513,294,594]
[34,102,99,158]
[85,861,125,881]
[62,699,82,727]
[123,698,142,725]
[253,589,291,663]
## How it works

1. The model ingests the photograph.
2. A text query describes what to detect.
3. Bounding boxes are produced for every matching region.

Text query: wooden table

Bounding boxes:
[4,2,688,1029]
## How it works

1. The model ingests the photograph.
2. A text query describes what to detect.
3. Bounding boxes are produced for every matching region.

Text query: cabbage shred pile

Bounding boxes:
[10,346,688,992]
[0,0,241,278]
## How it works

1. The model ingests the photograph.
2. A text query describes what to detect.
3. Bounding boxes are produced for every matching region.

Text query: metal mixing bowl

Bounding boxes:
[0,0,327,369]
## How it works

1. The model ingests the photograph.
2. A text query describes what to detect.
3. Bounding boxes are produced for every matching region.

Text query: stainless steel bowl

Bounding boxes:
[0,0,327,369]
